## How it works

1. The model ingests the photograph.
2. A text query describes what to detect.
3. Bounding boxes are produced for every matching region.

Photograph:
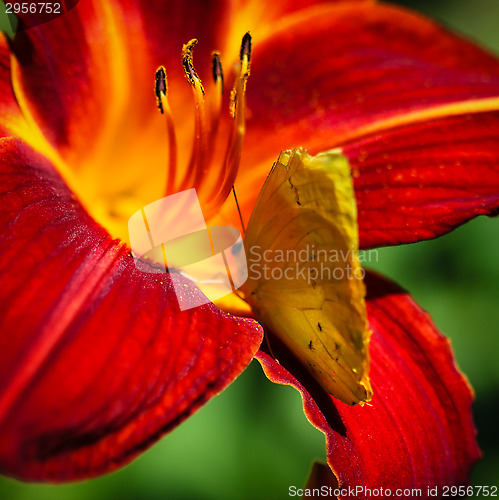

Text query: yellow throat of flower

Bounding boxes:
[11,33,252,247]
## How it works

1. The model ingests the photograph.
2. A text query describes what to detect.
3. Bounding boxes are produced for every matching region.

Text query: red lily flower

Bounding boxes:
[1,0,498,495]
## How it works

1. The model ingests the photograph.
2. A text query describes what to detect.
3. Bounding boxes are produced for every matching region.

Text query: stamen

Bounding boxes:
[209,52,224,144]
[213,32,252,209]
[155,66,178,195]
[181,39,209,191]
[153,34,251,223]
[182,39,205,94]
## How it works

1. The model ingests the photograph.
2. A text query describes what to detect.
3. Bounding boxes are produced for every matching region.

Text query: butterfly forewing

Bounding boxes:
[241,149,372,405]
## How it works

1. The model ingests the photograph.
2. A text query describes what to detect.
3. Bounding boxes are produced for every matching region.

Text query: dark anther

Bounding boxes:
[240,32,252,63]
[212,52,224,92]
[155,66,167,114]
[182,39,204,93]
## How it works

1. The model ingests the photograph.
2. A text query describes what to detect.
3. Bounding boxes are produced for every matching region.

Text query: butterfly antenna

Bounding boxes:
[232,184,246,234]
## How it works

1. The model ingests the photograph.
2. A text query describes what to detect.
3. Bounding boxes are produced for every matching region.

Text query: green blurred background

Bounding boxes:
[1,0,499,498]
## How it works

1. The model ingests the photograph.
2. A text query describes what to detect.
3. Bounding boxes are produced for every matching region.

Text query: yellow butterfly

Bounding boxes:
[239,148,372,405]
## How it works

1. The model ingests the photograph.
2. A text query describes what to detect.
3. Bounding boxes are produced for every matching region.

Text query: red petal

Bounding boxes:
[345,112,499,248]
[0,138,263,481]
[256,272,480,495]
[246,3,499,146]
[0,36,24,138]
[231,3,499,243]
[226,0,373,56]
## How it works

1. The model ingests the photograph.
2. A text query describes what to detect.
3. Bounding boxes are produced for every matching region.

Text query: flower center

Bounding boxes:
[154,33,251,222]
[46,33,253,248]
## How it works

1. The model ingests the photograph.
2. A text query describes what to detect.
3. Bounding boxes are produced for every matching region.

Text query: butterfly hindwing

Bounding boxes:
[241,149,372,405]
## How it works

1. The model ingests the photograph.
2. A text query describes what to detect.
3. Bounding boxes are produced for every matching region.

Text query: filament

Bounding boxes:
[154,33,251,221]
[155,66,178,195]
[181,39,209,191]
[209,51,224,146]
[213,32,251,209]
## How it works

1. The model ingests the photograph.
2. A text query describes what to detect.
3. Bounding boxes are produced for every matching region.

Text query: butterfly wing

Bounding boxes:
[241,149,372,405]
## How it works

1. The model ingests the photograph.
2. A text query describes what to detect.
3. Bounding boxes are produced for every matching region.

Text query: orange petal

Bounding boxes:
[0,137,263,481]
[8,0,235,236]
